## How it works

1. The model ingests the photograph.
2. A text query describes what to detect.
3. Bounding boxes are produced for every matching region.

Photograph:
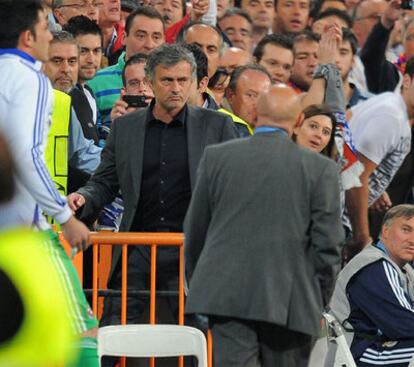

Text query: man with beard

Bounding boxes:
[337,28,372,108]
[43,31,101,194]
[64,15,103,146]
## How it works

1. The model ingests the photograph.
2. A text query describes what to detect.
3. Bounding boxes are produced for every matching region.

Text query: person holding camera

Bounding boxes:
[110,53,154,120]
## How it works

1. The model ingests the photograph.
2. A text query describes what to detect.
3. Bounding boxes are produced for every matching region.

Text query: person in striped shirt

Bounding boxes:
[329,204,414,366]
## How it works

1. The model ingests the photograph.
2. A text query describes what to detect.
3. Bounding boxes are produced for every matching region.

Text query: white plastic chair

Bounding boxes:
[98,324,208,367]
[323,312,357,367]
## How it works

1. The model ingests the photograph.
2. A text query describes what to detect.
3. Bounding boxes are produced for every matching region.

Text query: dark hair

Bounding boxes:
[145,43,197,82]
[311,0,346,17]
[125,6,164,35]
[218,7,253,25]
[122,53,148,86]
[208,67,230,88]
[312,8,353,28]
[405,56,414,77]
[293,30,320,54]
[63,15,103,47]
[302,104,337,158]
[0,0,44,48]
[253,33,293,62]
[341,28,358,55]
[227,64,271,91]
[184,44,208,84]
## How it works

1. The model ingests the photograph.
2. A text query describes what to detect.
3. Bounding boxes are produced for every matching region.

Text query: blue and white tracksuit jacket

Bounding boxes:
[329,244,414,366]
[0,49,72,229]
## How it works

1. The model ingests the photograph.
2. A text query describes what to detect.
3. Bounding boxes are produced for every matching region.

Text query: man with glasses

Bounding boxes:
[52,0,100,25]
[357,0,402,93]
[110,53,154,120]
[352,0,386,48]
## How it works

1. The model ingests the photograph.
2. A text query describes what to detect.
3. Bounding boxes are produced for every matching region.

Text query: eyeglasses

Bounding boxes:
[355,13,383,21]
[59,1,102,10]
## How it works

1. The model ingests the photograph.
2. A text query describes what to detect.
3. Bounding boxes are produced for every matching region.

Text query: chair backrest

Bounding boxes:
[323,312,356,367]
[98,324,208,367]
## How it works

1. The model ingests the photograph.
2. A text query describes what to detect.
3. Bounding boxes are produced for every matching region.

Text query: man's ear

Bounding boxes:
[294,112,305,130]
[17,29,34,50]
[381,225,389,243]
[402,73,412,93]
[121,30,126,46]
[53,9,65,26]
[120,87,126,97]
[225,87,234,103]
[145,76,154,91]
[198,76,209,94]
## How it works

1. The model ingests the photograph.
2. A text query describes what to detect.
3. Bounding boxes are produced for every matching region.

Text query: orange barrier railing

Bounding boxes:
[60,232,213,367]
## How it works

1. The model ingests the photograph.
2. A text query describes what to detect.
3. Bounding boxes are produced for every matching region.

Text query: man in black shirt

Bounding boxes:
[68,44,237,330]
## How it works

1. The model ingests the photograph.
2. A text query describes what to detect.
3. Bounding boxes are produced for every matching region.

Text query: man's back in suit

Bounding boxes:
[184,85,345,366]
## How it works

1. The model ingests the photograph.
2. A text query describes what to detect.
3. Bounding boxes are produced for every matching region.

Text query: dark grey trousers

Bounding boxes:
[210,316,314,367]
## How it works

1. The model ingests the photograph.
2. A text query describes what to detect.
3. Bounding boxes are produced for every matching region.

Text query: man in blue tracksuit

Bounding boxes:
[329,204,414,366]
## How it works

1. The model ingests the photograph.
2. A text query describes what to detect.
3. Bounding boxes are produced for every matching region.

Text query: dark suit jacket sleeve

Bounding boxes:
[360,21,400,93]
[77,118,120,217]
[184,149,212,285]
[220,114,239,141]
[310,159,345,306]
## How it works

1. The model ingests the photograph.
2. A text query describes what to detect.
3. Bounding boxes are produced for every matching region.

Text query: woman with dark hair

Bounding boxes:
[293,104,337,158]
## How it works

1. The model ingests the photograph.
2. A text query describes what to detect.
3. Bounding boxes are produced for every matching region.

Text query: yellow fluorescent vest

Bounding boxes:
[218,108,254,136]
[0,229,75,366]
[45,89,70,197]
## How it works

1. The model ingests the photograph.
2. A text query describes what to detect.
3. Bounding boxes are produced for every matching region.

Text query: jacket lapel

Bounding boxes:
[128,110,146,202]
[187,106,205,190]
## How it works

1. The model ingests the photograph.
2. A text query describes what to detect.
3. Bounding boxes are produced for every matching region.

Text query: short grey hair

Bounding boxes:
[145,44,197,82]
[382,204,414,228]
[51,30,78,47]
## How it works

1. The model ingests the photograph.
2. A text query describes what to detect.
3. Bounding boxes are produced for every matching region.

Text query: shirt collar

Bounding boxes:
[254,126,288,136]
[0,48,36,63]
[145,100,187,126]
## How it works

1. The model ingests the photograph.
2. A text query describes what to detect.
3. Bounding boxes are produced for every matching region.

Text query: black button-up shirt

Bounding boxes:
[131,104,191,232]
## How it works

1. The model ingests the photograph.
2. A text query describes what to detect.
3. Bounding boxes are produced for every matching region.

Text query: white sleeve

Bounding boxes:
[201,0,217,25]
[0,69,72,224]
[352,112,400,165]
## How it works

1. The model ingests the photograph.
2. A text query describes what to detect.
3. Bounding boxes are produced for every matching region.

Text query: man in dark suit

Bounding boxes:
[184,85,345,366]
[68,44,238,328]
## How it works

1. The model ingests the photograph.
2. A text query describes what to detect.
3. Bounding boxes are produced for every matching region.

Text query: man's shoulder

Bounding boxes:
[353,92,402,115]
[0,55,40,82]
[88,64,122,89]
[188,105,231,123]
[114,107,147,126]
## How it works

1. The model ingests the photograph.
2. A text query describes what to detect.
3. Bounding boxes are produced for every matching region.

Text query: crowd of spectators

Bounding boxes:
[3,0,414,365]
